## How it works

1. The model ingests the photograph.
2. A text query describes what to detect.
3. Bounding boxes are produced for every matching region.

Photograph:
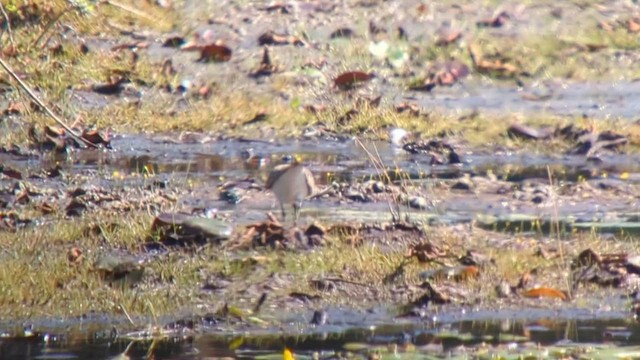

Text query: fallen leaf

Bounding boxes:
[330,28,355,39]
[395,102,420,116]
[477,11,510,28]
[260,3,292,13]
[67,247,83,265]
[198,43,232,62]
[82,129,111,148]
[4,102,25,115]
[0,165,23,180]
[162,35,185,47]
[244,112,269,125]
[111,41,149,51]
[334,71,375,90]
[435,29,462,46]
[522,287,568,301]
[258,31,305,46]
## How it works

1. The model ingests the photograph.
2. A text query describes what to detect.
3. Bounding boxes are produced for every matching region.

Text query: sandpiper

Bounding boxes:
[265,156,316,223]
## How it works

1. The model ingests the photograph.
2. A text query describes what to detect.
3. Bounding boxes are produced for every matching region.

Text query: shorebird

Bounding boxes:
[265,155,316,223]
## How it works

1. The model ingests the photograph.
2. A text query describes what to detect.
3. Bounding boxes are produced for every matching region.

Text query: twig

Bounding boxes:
[101,0,156,22]
[0,3,14,45]
[355,137,401,221]
[120,303,136,326]
[0,57,98,148]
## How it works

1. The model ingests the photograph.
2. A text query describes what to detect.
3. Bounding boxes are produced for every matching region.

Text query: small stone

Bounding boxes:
[372,181,386,193]
[409,196,428,210]
[496,281,513,298]
[310,310,328,325]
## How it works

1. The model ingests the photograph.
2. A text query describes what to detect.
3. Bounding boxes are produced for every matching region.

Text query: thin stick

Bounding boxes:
[0,58,98,148]
[102,0,156,22]
[120,303,136,326]
[0,3,14,45]
[355,137,400,220]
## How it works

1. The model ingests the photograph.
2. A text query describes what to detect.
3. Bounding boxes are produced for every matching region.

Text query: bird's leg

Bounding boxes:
[280,202,286,221]
[293,201,301,225]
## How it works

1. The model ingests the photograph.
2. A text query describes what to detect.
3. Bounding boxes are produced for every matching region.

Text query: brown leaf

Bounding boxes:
[259,3,292,13]
[198,43,232,62]
[330,28,355,39]
[67,247,84,265]
[39,201,56,214]
[111,41,149,51]
[2,44,18,57]
[45,125,65,137]
[334,71,375,90]
[162,35,186,48]
[81,129,111,148]
[91,77,129,95]
[4,102,25,115]
[409,81,437,92]
[244,112,269,125]
[304,104,326,114]
[522,287,569,301]
[435,30,462,46]
[0,166,23,180]
[395,103,420,116]
[258,31,305,46]
[477,11,510,28]
[407,241,447,262]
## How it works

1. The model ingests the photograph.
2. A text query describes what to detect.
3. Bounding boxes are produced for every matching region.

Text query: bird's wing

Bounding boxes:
[265,164,289,189]
[303,167,317,195]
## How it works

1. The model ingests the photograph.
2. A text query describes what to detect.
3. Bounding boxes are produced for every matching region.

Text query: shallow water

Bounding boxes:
[4,316,640,359]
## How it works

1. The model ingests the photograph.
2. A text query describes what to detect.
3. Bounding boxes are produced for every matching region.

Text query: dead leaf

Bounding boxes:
[334,71,375,90]
[91,77,129,95]
[162,35,185,47]
[81,129,111,148]
[198,43,232,62]
[244,112,269,125]
[67,247,84,265]
[468,44,519,76]
[259,3,292,13]
[0,166,23,180]
[407,241,447,262]
[435,30,462,46]
[111,41,149,52]
[258,31,305,46]
[330,28,355,39]
[4,102,25,115]
[304,104,326,114]
[395,103,420,116]
[477,11,510,28]
[522,287,569,301]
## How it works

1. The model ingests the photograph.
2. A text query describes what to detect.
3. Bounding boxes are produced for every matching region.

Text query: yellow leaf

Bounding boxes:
[229,336,244,350]
[283,347,295,360]
[620,172,630,180]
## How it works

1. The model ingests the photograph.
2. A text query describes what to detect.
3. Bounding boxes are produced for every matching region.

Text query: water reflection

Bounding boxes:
[3,319,640,359]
